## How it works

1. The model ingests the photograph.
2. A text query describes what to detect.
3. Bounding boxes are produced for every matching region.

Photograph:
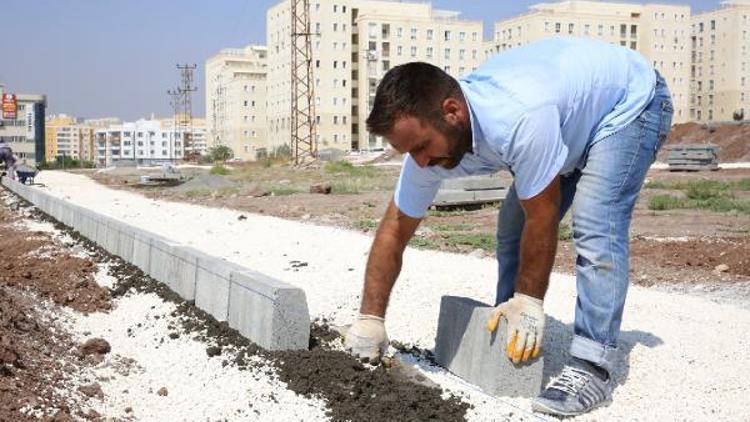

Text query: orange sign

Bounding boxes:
[2,93,17,119]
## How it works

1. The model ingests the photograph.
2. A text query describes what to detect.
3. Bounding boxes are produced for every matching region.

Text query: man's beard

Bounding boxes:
[430,120,473,169]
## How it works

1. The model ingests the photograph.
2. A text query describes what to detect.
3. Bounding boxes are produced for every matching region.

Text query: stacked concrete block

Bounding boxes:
[434,296,543,398]
[193,251,246,321]
[228,270,310,351]
[432,175,507,208]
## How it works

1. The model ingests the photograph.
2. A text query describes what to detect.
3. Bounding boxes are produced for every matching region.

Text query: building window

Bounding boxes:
[459,31,466,42]
[598,24,603,36]
[410,46,417,57]
[397,46,402,56]
[397,27,403,38]
[555,22,561,33]
[427,29,433,40]
[411,28,417,40]
[620,24,627,37]
[472,32,478,41]
[568,23,574,34]
[544,22,550,32]
[630,24,637,38]
[426,47,433,58]
[444,48,451,59]
[444,30,451,41]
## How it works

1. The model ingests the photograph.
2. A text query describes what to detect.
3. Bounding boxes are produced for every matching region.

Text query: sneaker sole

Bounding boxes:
[531,397,613,417]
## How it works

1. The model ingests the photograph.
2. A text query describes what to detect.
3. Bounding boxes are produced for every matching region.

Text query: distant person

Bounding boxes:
[344,37,672,417]
[0,140,17,180]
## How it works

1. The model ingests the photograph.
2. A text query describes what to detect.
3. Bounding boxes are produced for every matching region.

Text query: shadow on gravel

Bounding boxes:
[25,199,471,422]
[542,316,664,387]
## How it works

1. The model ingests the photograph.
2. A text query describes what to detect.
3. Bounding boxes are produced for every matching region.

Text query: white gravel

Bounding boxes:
[65,290,330,421]
[30,170,750,421]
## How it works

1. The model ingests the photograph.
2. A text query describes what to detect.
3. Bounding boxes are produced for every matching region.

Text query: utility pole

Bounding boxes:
[167,88,181,164]
[177,64,197,159]
[290,0,317,166]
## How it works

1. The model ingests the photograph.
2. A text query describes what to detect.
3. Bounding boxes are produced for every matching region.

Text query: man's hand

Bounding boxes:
[486,293,545,364]
[344,314,389,362]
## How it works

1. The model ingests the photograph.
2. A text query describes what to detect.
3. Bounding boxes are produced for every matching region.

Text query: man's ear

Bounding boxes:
[442,97,463,125]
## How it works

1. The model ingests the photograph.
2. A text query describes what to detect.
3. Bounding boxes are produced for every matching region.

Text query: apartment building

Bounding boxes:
[94,118,207,167]
[266,0,483,152]
[0,84,47,164]
[45,114,97,162]
[690,0,750,122]
[205,45,268,160]
[492,1,692,123]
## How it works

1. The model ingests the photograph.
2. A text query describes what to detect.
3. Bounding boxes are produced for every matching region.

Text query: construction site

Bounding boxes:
[3,0,750,420]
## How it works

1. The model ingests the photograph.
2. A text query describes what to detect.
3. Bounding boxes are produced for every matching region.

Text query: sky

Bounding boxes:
[0,0,723,121]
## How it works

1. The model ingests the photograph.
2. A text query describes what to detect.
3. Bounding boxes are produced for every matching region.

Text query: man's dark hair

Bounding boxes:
[366,62,462,136]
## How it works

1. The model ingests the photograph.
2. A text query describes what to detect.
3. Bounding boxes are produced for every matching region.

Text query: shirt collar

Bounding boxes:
[459,80,481,156]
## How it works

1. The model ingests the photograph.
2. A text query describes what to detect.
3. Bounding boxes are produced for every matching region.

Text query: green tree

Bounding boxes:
[209,145,233,163]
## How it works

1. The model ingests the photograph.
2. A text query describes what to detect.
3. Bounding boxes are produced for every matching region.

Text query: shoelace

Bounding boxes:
[547,365,591,396]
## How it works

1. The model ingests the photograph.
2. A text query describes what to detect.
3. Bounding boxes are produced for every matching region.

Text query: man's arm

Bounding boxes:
[360,198,422,317]
[515,175,562,299]
[486,176,561,363]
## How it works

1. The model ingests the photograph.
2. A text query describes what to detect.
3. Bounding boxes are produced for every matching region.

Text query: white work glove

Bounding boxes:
[486,293,545,364]
[344,314,388,362]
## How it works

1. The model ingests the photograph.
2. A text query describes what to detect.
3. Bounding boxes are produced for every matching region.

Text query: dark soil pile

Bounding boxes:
[0,193,110,421]
[0,285,83,421]
[665,122,750,162]
[0,208,110,314]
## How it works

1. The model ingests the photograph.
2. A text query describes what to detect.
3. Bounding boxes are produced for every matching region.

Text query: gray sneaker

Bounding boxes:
[532,358,614,417]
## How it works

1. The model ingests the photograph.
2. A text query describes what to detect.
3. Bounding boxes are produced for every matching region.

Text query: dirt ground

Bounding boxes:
[0,197,111,420]
[82,163,750,296]
[0,189,472,421]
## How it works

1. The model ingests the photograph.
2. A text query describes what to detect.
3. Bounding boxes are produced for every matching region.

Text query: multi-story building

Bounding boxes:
[45,114,97,162]
[492,0,692,123]
[690,0,750,122]
[266,0,484,152]
[0,84,47,165]
[94,118,207,167]
[205,45,268,160]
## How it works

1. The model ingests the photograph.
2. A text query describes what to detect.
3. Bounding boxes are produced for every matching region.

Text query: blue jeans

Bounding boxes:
[495,72,673,373]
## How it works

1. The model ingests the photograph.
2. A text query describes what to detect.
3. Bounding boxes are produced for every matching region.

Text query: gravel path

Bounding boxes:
[32,170,750,421]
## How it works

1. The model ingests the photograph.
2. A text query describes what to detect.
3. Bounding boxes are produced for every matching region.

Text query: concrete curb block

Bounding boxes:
[0,176,311,351]
[229,270,310,351]
[434,296,543,398]
[193,251,246,322]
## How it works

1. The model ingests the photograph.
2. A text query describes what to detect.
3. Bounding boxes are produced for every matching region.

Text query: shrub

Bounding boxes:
[209,165,230,175]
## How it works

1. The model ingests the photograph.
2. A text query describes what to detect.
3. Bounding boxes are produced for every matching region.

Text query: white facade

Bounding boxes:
[95,119,207,167]
[205,45,268,160]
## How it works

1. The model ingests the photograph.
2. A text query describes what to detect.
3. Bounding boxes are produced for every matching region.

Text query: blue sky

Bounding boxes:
[0,0,721,120]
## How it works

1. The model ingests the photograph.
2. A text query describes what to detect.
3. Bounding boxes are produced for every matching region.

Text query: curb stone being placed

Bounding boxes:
[0,176,310,351]
[434,295,544,398]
